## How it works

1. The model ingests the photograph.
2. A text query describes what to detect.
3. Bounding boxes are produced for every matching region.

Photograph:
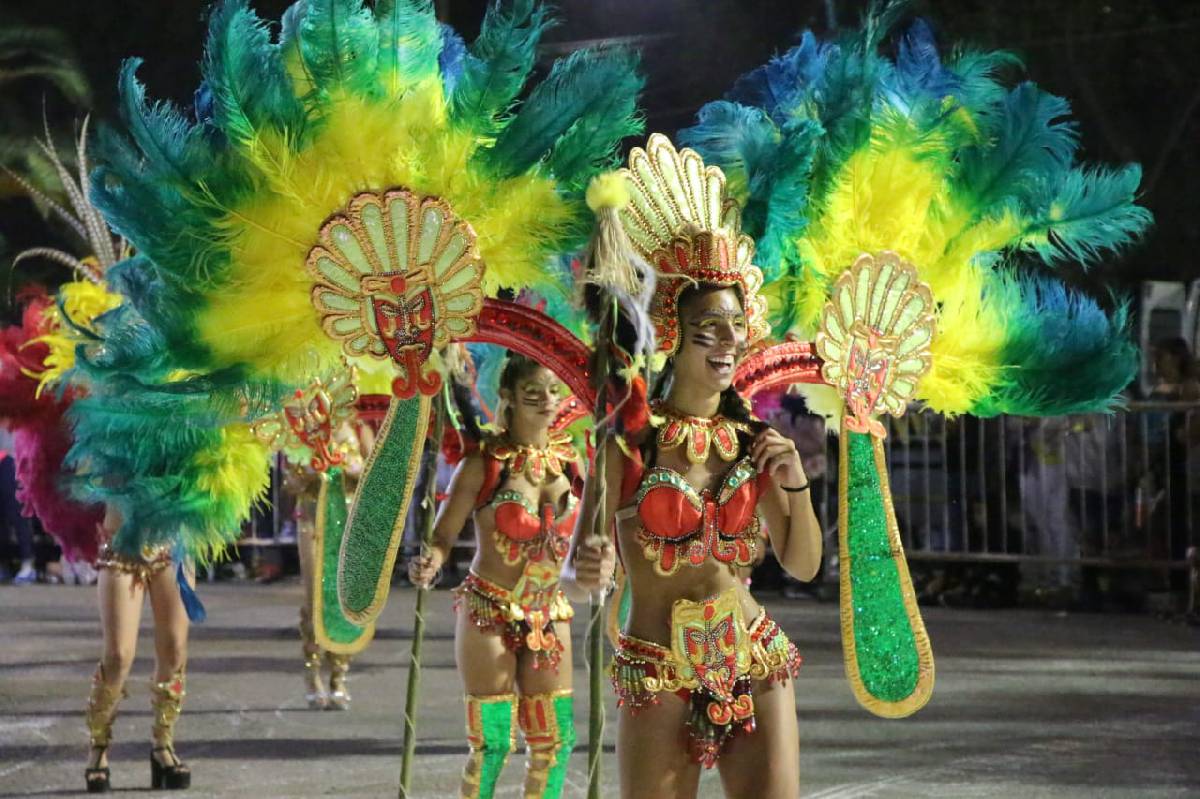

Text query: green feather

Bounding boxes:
[482,48,638,179]
[202,0,308,154]
[449,0,550,137]
[299,0,379,99]
[543,47,643,192]
[375,0,443,94]
[1017,164,1153,267]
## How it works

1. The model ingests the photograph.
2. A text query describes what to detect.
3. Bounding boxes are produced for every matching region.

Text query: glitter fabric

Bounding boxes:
[338,395,431,623]
[462,693,517,799]
[313,469,375,653]
[840,429,934,712]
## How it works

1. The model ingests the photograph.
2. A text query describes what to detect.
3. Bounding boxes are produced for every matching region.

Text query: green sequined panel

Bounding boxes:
[546,693,576,799]
[477,697,516,799]
[841,429,933,714]
[338,395,430,624]
[315,470,373,651]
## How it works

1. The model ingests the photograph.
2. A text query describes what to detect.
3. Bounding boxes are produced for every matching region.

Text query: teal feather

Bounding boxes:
[952,83,1078,221]
[680,102,820,280]
[202,0,308,154]
[543,47,643,192]
[971,275,1138,417]
[375,0,443,94]
[449,0,550,137]
[482,48,641,179]
[1017,164,1153,267]
[299,0,379,99]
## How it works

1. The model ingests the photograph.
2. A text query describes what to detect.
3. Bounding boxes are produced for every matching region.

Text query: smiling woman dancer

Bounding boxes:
[566,136,823,799]
[410,353,582,799]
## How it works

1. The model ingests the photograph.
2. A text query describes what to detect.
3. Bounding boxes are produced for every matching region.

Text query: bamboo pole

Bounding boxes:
[585,311,614,799]
[398,392,445,799]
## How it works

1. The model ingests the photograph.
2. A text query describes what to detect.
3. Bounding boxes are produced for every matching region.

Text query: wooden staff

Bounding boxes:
[398,391,445,798]
[584,306,616,799]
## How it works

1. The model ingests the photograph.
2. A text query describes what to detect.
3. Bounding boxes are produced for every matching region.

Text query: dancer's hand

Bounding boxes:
[570,536,616,595]
[408,546,445,589]
[751,427,806,490]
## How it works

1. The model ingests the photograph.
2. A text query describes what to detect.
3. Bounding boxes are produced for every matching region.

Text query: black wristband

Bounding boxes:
[780,481,810,493]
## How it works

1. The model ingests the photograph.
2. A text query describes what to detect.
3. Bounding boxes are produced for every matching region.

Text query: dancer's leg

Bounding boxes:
[615,693,700,799]
[515,620,575,799]
[296,514,330,708]
[715,677,800,799]
[456,608,519,799]
[86,567,144,777]
[146,563,191,785]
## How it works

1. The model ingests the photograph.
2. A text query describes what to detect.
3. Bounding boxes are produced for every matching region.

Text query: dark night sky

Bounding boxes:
[3,0,1199,303]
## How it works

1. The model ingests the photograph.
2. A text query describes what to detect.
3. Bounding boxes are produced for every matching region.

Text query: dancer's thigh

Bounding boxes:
[616,694,699,799]
[97,568,144,679]
[717,677,800,799]
[455,607,518,695]
[146,564,190,680]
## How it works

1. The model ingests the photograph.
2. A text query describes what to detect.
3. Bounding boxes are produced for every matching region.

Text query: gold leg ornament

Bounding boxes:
[327,652,352,710]
[518,690,575,799]
[149,669,191,790]
[84,662,126,791]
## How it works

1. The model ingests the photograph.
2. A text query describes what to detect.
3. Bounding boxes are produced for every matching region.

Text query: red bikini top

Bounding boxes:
[627,455,769,576]
[476,453,578,565]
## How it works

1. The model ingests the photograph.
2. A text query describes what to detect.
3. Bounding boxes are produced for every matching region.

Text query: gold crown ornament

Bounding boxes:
[616,134,769,356]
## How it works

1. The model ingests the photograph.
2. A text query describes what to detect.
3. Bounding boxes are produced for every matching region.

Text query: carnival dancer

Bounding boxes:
[566,135,822,799]
[410,352,582,799]
[571,4,1150,795]
[287,419,375,710]
[74,0,641,794]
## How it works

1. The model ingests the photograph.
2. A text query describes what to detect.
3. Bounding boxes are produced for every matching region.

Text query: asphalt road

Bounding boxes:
[1,580,1197,797]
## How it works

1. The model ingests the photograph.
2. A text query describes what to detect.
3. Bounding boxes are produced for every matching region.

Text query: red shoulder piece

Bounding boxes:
[618,444,644,507]
[474,452,504,509]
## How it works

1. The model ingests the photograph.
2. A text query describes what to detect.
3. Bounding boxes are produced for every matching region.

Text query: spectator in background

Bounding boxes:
[1144,338,1200,599]
[1148,337,1200,401]
[0,427,37,584]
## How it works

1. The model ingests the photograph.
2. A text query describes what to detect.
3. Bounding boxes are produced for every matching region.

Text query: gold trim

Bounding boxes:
[312,471,377,654]
[338,394,432,625]
[837,416,935,718]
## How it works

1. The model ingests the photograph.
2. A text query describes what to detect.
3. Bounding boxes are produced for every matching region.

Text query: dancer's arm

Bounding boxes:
[407,453,483,588]
[561,437,622,601]
[752,427,822,582]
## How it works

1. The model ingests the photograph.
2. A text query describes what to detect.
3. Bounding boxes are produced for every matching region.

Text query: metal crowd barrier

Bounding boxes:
[807,402,1200,607]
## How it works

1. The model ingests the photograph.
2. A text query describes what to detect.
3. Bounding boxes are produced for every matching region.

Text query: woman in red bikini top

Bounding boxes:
[409,353,582,799]
[563,132,823,799]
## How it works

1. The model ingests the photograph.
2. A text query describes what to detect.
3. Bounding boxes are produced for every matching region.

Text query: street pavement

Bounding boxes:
[1,580,1197,797]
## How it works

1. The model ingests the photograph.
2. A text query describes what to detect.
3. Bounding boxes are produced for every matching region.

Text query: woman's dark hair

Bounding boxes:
[1154,337,1198,381]
[498,352,545,392]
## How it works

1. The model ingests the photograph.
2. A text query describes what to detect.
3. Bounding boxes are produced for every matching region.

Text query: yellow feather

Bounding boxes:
[196,83,575,382]
[27,281,123,393]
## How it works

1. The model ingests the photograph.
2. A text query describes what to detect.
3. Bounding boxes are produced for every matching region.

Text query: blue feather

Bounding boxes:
[437,23,467,96]
[177,560,207,623]
[728,31,832,122]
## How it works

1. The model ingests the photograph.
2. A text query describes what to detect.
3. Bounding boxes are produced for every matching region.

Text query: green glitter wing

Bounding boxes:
[312,468,376,653]
[838,427,934,717]
[338,394,430,624]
